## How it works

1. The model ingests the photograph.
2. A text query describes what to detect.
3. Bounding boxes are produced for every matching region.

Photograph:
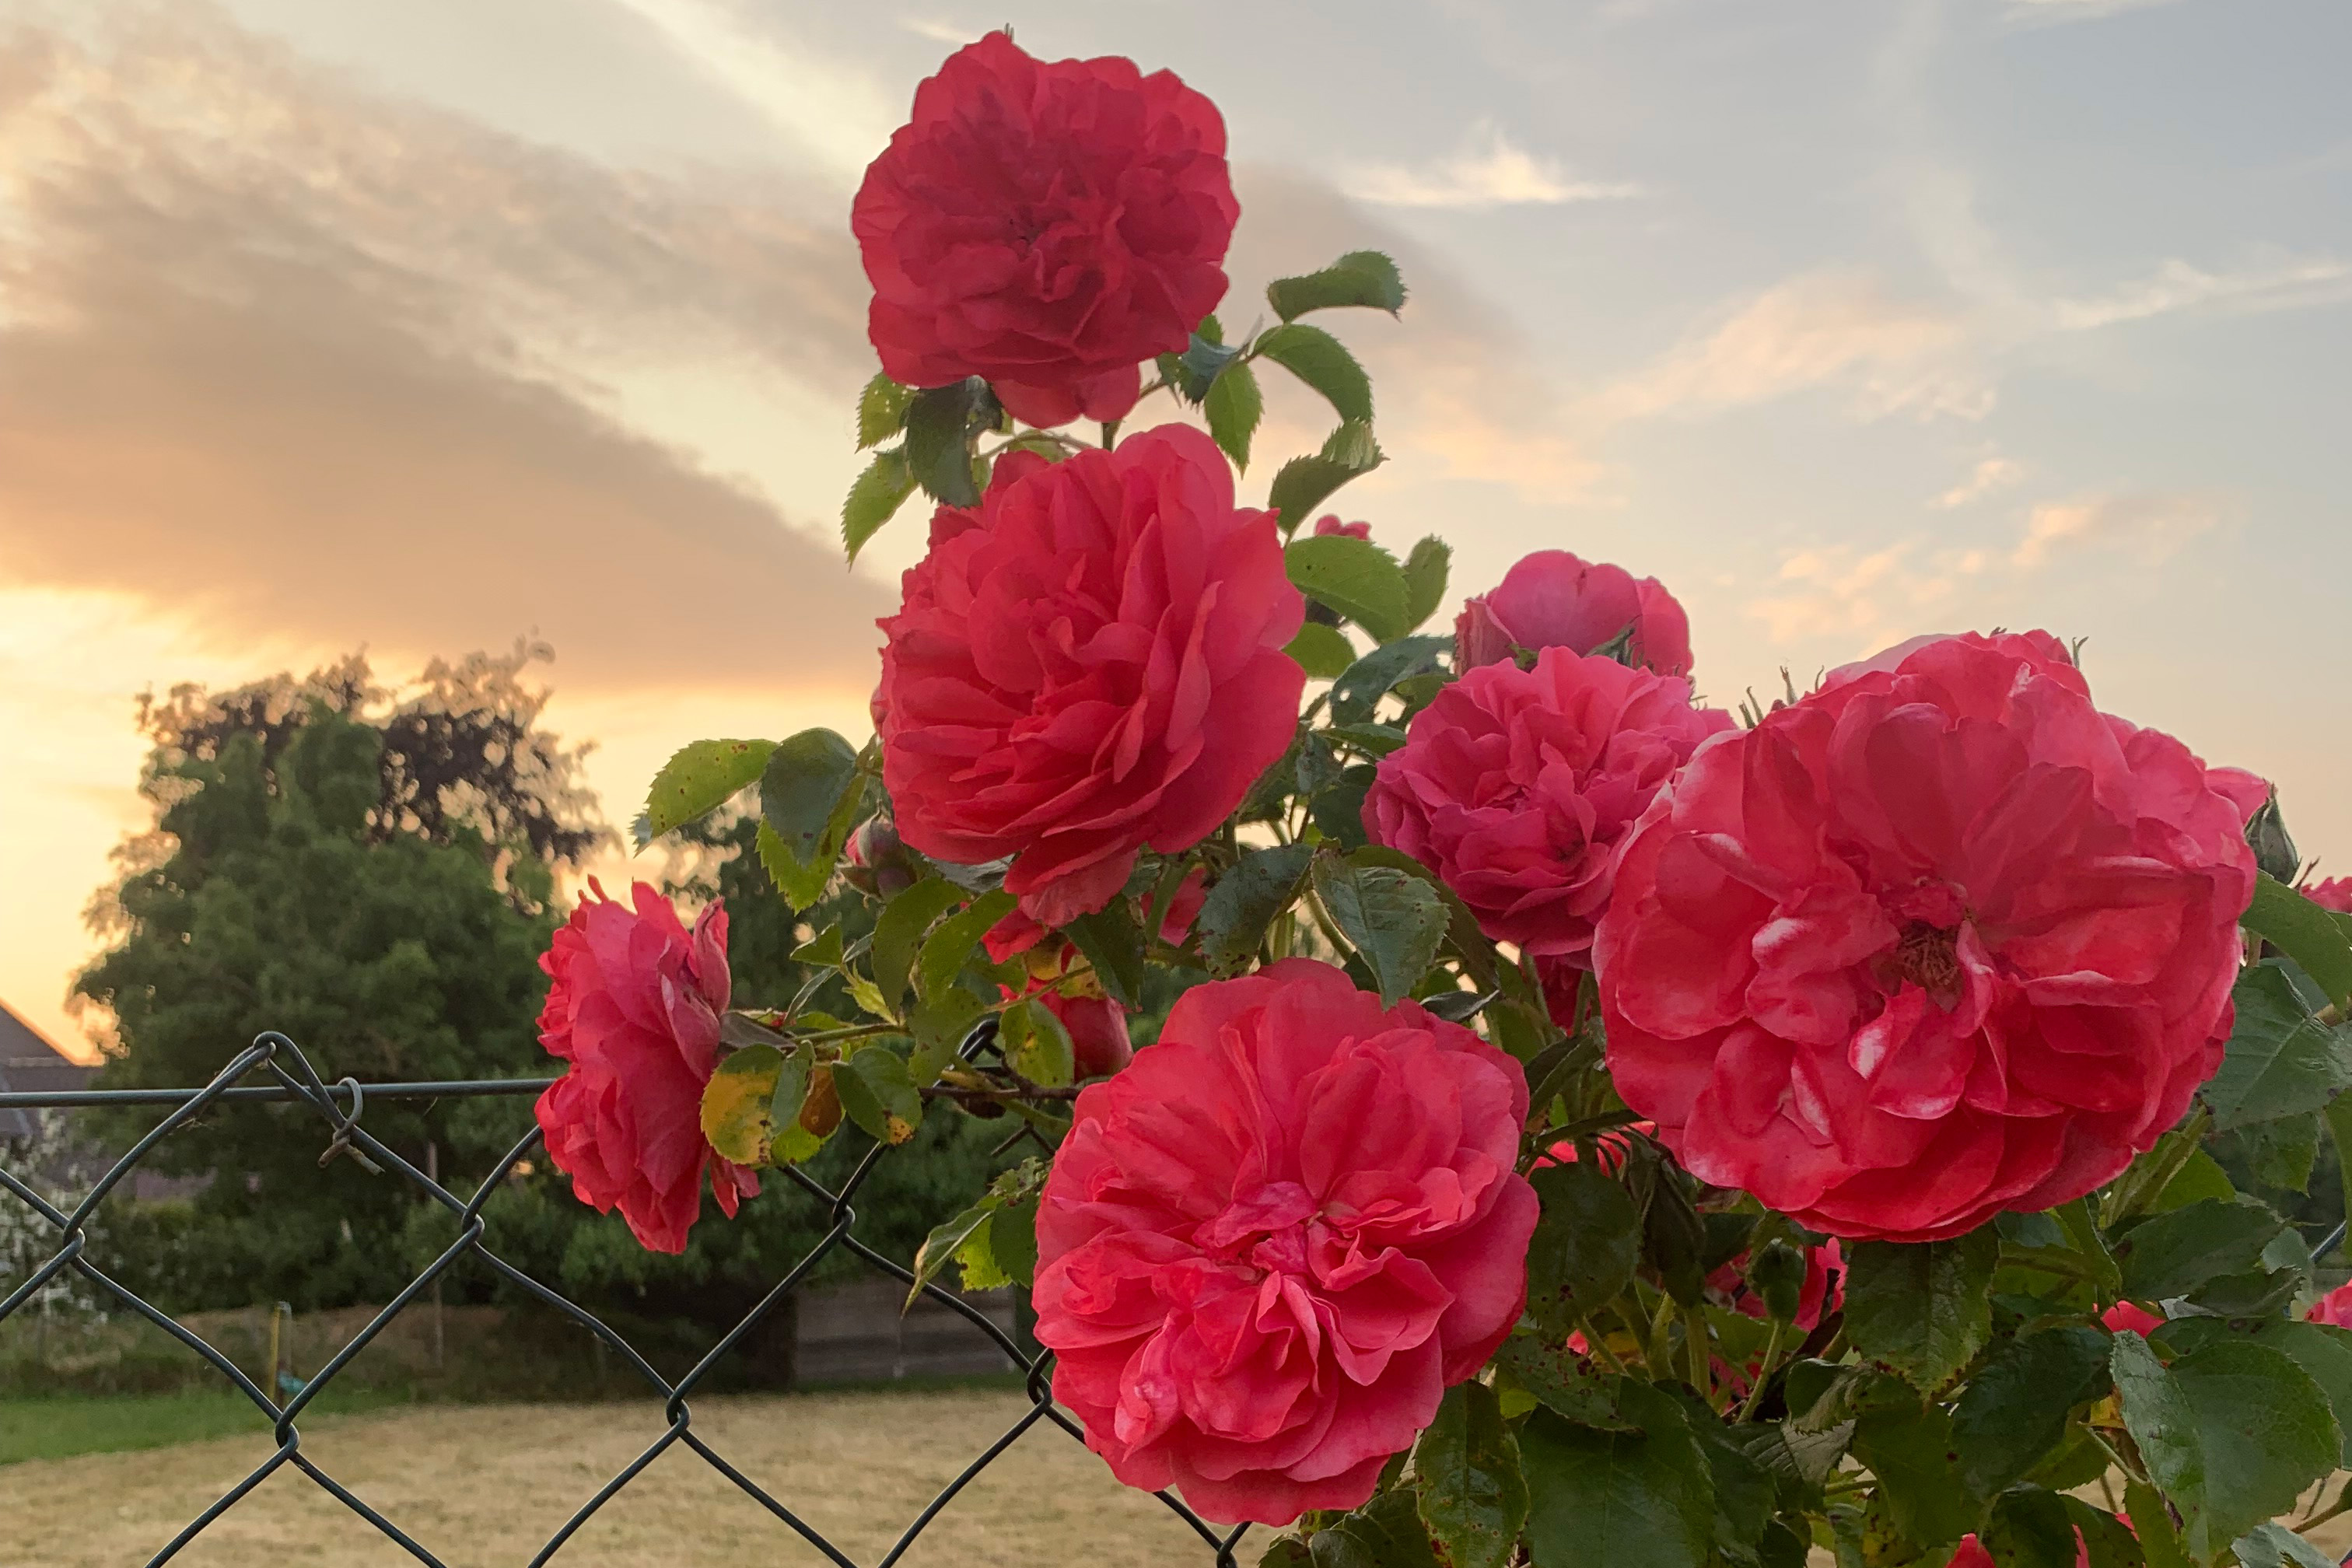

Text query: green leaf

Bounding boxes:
[990,1190,1040,1287]
[2246,871,2352,1011]
[842,447,919,562]
[856,371,914,448]
[1267,250,1408,322]
[1659,1385,1773,1568]
[2112,1330,2340,1561]
[700,1044,784,1166]
[757,819,828,912]
[2112,1197,2286,1300]
[1492,1331,1637,1430]
[1205,360,1264,470]
[1525,1163,1641,1336]
[1416,1381,1528,1568]
[870,879,966,1015]
[913,888,1017,1008]
[903,378,997,506]
[1285,621,1357,680]
[641,738,774,842]
[1331,635,1451,725]
[1062,898,1147,1010]
[2206,964,2352,1129]
[1402,537,1450,632]
[2123,1479,2193,1568]
[1522,1382,1714,1568]
[908,1199,999,1307]
[1197,844,1314,977]
[1268,422,1386,536]
[1309,1489,1444,1568]
[765,1043,824,1164]
[999,996,1075,1088]
[1982,1487,2082,1568]
[2234,1523,2336,1568]
[831,1045,922,1145]
[2062,1499,2148,1568]
[1258,323,1374,425]
[1950,1325,2113,1497]
[1843,1230,1999,1392]
[1166,318,1243,404]
[2154,1148,2239,1213]
[1349,843,1497,989]
[1311,855,1448,1005]
[758,729,861,863]
[791,923,845,969]
[1641,1167,1710,1305]
[1851,1402,1973,1552]
[2160,1317,2352,1468]
[1286,533,1412,644]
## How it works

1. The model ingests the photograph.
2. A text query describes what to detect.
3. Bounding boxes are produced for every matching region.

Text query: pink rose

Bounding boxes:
[1948,1535,2090,1568]
[852,33,1238,428]
[2103,1300,2164,1335]
[1041,991,1134,1080]
[1033,959,1538,1525]
[876,426,1304,927]
[2305,878,2352,915]
[2307,1283,2352,1328]
[534,881,758,1254]
[1363,647,1732,968]
[1454,550,1694,677]
[1596,632,2255,1242]
[1711,1239,1844,1332]
[1312,516,1371,540]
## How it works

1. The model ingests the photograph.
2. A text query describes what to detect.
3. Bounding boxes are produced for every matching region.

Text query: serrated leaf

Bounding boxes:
[1851,1402,1973,1552]
[1843,1230,1999,1392]
[1524,1162,1640,1335]
[856,371,914,448]
[1416,1381,1527,1568]
[1521,1384,1713,1568]
[1402,536,1450,632]
[756,819,828,912]
[1267,250,1408,322]
[1983,1487,2081,1568]
[870,879,965,1016]
[2206,964,2352,1129]
[842,448,918,562]
[1950,1325,2112,1497]
[1268,422,1385,535]
[1492,1331,1636,1429]
[700,1044,783,1166]
[2246,872,2352,1012]
[1311,855,1448,1005]
[999,995,1075,1089]
[2235,1523,2336,1568]
[1205,360,1264,470]
[989,1190,1040,1287]
[1285,621,1356,679]
[2124,1479,2193,1568]
[2112,1197,2285,1300]
[2063,1500,2148,1568]
[835,1045,922,1145]
[1258,322,1374,425]
[1062,898,1148,1009]
[758,729,859,861]
[915,888,1017,1007]
[1287,533,1412,644]
[791,924,845,970]
[2159,1317,2352,1468]
[642,738,775,842]
[1196,844,1314,976]
[1331,634,1451,725]
[903,378,996,505]
[908,1197,999,1308]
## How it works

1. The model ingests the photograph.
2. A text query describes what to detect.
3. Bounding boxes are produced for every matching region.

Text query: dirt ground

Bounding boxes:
[0,1387,1239,1568]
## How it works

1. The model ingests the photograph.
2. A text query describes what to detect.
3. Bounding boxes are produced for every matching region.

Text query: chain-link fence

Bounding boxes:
[0,1027,1253,1567]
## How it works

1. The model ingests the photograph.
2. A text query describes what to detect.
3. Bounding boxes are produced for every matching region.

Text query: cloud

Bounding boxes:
[1934,457,2023,509]
[1746,539,1993,649]
[2053,256,2352,331]
[1347,123,1641,210]
[2000,0,2190,26]
[2011,492,2228,569]
[899,18,982,45]
[0,14,892,695]
[1594,272,1991,423]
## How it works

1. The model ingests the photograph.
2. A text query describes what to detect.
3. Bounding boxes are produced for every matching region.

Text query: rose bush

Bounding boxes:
[1597,631,2255,1241]
[852,33,1237,429]
[534,880,757,1254]
[1031,960,1537,1524]
[582,28,2352,1568]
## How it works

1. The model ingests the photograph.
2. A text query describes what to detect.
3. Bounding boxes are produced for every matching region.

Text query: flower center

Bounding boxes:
[1893,920,1962,1004]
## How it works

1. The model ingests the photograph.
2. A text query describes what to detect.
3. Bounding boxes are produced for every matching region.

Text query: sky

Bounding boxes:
[1,0,2345,1061]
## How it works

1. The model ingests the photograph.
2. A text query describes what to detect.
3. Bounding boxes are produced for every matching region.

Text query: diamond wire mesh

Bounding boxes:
[0,1026,1254,1567]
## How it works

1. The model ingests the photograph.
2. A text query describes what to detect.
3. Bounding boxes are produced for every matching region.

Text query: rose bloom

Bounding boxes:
[534,881,758,1254]
[1950,1535,2090,1568]
[1596,632,2256,1243]
[2306,1282,2352,1328]
[1364,646,1731,968]
[852,33,1238,429]
[2103,1300,2164,1335]
[877,426,1303,927]
[2305,878,2352,915]
[1455,550,1693,677]
[1033,960,1538,1525]
[1312,516,1371,541]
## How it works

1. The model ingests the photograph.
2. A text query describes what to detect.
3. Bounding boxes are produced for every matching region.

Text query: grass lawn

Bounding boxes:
[0,1386,414,1465]
[0,1387,1235,1567]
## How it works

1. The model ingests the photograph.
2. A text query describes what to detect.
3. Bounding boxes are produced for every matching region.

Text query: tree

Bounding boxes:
[74,648,599,1311]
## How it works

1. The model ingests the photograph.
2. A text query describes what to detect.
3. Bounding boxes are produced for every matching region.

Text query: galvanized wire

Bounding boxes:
[0,1026,1254,1567]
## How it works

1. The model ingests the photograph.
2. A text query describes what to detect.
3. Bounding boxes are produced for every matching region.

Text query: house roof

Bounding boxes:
[0,1001,93,1141]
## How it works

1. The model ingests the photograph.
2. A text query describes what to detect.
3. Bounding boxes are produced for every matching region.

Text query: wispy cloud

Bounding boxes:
[2053,255,2352,331]
[1934,457,2022,509]
[2011,492,2228,569]
[1348,123,1640,210]
[899,17,982,45]
[1746,540,1993,649]
[1593,272,1990,423]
